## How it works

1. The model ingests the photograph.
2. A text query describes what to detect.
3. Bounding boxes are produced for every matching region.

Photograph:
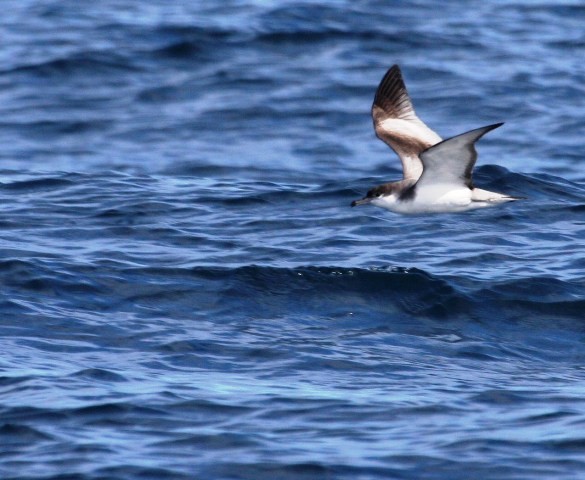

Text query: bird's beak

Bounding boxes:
[351,197,372,207]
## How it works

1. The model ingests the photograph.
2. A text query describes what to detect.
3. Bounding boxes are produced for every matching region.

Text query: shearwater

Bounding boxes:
[351,65,521,214]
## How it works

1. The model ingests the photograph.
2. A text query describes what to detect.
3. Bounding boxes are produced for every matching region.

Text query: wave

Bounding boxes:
[116,264,585,324]
[3,51,140,78]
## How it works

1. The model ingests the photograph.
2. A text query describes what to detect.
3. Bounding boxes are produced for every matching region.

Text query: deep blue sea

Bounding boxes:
[1,1,585,479]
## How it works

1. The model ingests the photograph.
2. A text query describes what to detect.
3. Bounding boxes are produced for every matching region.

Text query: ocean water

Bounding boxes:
[1,1,585,479]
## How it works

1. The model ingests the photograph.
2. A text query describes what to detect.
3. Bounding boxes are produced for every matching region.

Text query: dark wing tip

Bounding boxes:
[487,122,505,131]
[372,64,415,122]
[421,122,505,157]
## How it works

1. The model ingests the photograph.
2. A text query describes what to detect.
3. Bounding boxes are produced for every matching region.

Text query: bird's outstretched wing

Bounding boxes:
[372,65,442,180]
[417,123,504,189]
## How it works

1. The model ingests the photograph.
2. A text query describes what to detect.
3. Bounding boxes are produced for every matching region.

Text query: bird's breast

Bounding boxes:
[373,186,480,214]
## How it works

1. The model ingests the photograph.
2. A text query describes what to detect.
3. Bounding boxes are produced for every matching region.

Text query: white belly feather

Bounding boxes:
[371,186,488,214]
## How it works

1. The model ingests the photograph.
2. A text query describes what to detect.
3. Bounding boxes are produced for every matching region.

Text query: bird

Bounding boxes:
[351,65,521,214]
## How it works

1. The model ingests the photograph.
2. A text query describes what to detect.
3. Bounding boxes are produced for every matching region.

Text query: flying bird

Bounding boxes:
[351,65,520,213]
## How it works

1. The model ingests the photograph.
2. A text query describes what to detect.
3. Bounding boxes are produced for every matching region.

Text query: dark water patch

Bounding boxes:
[520,410,577,426]
[471,389,536,405]
[4,51,141,79]
[187,265,585,326]
[564,203,585,213]
[474,166,585,202]
[192,264,470,321]
[0,260,107,298]
[92,466,191,480]
[154,432,258,450]
[202,461,335,480]
[0,376,33,388]
[453,344,508,362]
[0,176,74,191]
[152,24,240,45]
[72,403,167,424]
[153,40,203,60]
[255,27,409,46]
[70,368,127,383]
[168,399,255,417]
[547,438,585,452]
[135,84,193,104]
[477,277,585,321]
[0,406,69,424]
[3,119,112,140]
[0,424,53,444]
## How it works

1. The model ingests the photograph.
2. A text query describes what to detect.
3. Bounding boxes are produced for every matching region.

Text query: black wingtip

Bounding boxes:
[474,122,505,135]
[374,65,404,102]
[477,122,505,137]
[388,64,401,75]
[372,64,414,121]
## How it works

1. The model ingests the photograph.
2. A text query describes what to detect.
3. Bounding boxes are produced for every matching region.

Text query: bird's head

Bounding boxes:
[351,184,393,207]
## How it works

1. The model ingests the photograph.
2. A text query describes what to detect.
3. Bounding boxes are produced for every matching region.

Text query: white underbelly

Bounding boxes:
[374,187,487,214]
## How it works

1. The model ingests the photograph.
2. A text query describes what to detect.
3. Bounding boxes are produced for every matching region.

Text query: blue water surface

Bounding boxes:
[1,1,585,479]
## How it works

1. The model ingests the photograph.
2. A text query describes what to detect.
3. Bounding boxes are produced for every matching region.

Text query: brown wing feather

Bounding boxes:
[371,65,442,180]
[372,65,416,122]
